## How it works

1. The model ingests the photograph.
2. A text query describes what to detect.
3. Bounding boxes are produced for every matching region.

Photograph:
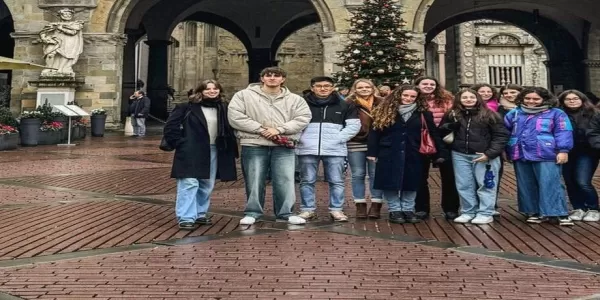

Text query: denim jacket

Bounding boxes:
[504,107,573,161]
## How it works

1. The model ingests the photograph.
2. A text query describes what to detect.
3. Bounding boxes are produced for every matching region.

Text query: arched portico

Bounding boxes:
[110,0,339,120]
[414,0,600,93]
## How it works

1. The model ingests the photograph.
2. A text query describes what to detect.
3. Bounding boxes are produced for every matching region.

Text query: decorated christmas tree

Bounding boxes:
[334,0,423,88]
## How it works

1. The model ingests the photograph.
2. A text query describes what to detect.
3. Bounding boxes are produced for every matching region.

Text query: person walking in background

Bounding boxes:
[295,76,360,222]
[414,76,460,220]
[378,85,391,97]
[129,90,151,137]
[367,85,447,224]
[228,67,311,225]
[163,80,238,230]
[345,79,384,219]
[504,87,574,225]
[559,90,600,222]
[440,89,509,224]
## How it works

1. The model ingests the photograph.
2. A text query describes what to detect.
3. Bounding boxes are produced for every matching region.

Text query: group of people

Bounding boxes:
[162,66,600,230]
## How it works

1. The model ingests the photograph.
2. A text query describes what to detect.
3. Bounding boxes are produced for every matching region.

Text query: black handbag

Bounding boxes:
[159,109,191,152]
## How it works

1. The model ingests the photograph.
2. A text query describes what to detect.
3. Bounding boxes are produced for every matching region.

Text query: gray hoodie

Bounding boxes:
[227,83,312,146]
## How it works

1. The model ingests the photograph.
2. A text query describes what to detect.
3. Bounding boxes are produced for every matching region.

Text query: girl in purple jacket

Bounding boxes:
[504,87,574,225]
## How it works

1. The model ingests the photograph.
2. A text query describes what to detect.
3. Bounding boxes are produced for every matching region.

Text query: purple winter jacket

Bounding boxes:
[504,107,573,162]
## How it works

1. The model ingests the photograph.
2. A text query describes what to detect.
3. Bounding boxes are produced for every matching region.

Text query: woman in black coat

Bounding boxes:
[367,85,447,224]
[163,79,238,230]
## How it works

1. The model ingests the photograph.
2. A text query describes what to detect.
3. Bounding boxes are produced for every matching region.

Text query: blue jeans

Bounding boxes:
[514,160,569,217]
[452,151,500,217]
[241,146,296,219]
[562,152,600,210]
[383,190,417,212]
[175,145,217,223]
[299,155,346,212]
[347,151,383,203]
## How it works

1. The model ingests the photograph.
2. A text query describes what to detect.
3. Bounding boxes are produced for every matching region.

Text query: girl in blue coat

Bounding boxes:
[504,87,574,225]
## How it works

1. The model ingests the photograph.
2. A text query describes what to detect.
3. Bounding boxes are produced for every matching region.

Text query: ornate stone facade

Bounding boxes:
[1,0,598,124]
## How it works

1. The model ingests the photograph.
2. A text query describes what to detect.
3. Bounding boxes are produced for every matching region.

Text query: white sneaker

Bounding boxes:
[583,210,600,222]
[569,209,585,221]
[287,216,307,225]
[454,214,475,223]
[239,216,256,225]
[471,215,494,224]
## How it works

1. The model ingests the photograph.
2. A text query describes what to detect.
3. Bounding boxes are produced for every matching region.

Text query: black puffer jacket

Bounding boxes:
[575,111,600,153]
[439,109,509,159]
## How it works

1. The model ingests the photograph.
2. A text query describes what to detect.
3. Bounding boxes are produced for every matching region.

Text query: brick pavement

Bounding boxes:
[1,135,600,299]
[0,231,600,299]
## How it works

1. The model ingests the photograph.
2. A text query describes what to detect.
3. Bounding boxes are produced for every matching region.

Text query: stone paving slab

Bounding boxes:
[0,201,245,261]
[0,184,97,206]
[0,158,169,179]
[0,231,599,300]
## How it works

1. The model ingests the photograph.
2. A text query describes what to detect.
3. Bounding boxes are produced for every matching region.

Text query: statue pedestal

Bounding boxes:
[124,117,134,136]
[29,77,84,106]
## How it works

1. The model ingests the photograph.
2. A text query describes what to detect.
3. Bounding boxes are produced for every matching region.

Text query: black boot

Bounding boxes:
[389,211,405,224]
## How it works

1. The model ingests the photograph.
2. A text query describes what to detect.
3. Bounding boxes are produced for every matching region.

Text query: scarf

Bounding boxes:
[305,93,339,107]
[499,98,517,110]
[485,98,499,112]
[354,95,374,111]
[521,105,550,114]
[398,103,417,121]
[197,97,233,151]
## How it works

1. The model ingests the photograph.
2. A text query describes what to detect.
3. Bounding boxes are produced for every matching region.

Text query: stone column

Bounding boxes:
[145,39,172,121]
[583,60,600,96]
[247,48,275,83]
[458,22,476,87]
[9,32,42,112]
[321,31,344,77]
[433,32,447,86]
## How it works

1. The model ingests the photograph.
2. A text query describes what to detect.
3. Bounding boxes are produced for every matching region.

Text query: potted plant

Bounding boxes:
[0,124,19,150]
[37,102,67,142]
[90,108,107,137]
[38,121,63,145]
[18,110,43,146]
[72,117,87,140]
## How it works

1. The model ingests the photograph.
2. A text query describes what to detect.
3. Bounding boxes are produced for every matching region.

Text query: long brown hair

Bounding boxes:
[371,85,425,130]
[414,76,452,107]
[190,79,223,103]
[449,89,500,124]
[471,83,499,100]
[558,89,598,126]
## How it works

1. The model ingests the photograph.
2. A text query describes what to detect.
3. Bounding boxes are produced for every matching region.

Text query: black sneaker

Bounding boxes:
[178,222,198,230]
[195,216,213,225]
[415,211,429,220]
[444,211,459,220]
[404,211,420,223]
[389,211,405,224]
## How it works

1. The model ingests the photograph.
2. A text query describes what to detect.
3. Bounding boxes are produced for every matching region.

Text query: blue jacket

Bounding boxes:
[504,107,573,161]
[296,93,360,156]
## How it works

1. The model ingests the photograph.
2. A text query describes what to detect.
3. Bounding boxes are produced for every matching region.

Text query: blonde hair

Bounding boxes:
[347,78,379,99]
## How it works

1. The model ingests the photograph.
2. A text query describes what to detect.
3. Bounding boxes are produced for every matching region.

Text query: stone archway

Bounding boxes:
[103,0,337,35]
[0,0,14,107]
[426,9,584,91]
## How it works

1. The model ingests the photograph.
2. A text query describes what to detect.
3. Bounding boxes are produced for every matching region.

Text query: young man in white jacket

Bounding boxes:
[295,76,360,222]
[228,67,311,225]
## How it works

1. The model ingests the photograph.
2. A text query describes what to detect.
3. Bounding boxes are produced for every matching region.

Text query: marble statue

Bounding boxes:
[39,8,84,77]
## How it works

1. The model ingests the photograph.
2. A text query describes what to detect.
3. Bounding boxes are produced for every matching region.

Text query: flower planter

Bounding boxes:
[53,116,68,142]
[19,118,41,147]
[71,126,87,140]
[0,134,18,151]
[90,114,106,137]
[38,130,61,145]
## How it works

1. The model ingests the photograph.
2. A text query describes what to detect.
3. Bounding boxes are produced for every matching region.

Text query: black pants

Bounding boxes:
[415,158,460,214]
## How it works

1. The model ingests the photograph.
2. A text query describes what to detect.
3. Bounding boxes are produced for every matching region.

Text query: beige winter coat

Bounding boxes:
[227,83,311,146]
